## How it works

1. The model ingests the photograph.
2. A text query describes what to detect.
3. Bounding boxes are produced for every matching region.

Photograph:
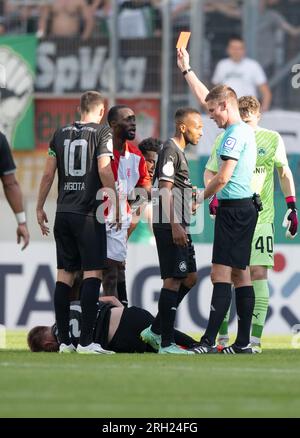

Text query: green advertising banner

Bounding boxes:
[0,35,37,150]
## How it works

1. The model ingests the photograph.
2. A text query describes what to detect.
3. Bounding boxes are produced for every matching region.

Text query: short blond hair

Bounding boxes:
[80,91,104,114]
[238,96,261,118]
[205,84,238,104]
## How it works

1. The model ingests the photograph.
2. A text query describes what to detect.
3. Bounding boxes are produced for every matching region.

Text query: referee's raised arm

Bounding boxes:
[177,47,209,107]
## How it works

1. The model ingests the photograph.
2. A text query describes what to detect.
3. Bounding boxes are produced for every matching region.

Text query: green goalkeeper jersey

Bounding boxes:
[206,126,288,224]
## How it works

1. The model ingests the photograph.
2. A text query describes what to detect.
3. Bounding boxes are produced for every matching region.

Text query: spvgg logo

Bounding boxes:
[0,47,34,144]
[36,42,147,94]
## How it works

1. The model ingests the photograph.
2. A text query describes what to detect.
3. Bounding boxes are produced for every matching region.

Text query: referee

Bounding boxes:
[36,91,117,354]
[178,48,258,354]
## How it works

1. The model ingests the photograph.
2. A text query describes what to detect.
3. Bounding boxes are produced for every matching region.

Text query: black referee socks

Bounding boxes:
[202,283,232,346]
[54,281,72,345]
[235,286,255,347]
[79,277,101,346]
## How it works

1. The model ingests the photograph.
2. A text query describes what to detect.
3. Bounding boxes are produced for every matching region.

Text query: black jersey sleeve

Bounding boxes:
[96,125,113,158]
[48,129,58,158]
[0,132,16,177]
[157,144,179,184]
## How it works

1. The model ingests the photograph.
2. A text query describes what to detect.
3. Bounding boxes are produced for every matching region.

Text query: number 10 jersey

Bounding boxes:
[48,122,113,216]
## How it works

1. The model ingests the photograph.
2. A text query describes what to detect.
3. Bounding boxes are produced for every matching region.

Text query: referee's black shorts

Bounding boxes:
[153,227,197,279]
[54,212,106,272]
[212,198,258,270]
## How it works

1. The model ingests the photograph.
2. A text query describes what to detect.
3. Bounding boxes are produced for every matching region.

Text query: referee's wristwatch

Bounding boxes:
[182,67,192,76]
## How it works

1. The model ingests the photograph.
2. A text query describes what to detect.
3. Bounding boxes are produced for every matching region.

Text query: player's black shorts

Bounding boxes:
[153,227,197,279]
[108,306,155,353]
[54,212,106,271]
[212,198,258,270]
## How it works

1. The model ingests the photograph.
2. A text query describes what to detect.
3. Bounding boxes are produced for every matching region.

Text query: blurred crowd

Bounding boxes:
[0,1,299,87]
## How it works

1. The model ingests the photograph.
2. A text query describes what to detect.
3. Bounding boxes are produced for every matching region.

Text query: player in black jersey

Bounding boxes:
[141,108,203,354]
[36,91,118,354]
[0,132,30,250]
[27,297,200,354]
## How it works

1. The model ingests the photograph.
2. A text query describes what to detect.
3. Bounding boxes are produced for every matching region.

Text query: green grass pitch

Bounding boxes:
[0,331,299,418]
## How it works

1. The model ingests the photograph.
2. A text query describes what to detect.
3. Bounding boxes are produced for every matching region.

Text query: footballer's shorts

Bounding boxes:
[54,212,106,271]
[153,227,197,279]
[106,224,128,262]
[108,306,155,353]
[212,198,258,270]
[250,223,274,268]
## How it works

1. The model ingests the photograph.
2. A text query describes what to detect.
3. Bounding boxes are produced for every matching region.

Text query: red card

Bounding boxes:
[176,31,191,49]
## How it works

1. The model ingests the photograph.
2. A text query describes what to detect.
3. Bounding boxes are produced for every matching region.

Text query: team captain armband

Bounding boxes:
[48,148,56,157]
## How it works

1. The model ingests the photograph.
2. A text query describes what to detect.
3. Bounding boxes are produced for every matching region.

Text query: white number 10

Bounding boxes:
[64,139,88,177]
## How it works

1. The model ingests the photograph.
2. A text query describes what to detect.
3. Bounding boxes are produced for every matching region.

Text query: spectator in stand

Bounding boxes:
[204,0,242,69]
[257,0,300,74]
[212,0,300,75]
[38,0,94,40]
[88,0,111,37]
[271,0,300,66]
[1,0,26,33]
[212,35,272,111]
[169,0,190,33]
[116,0,161,39]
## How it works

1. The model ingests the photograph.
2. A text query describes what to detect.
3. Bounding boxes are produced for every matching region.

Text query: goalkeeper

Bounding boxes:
[205,96,298,352]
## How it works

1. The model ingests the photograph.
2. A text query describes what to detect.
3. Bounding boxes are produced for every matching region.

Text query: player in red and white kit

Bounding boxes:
[102,105,151,301]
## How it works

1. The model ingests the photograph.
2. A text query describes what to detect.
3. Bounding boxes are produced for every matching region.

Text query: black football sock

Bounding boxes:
[79,278,101,346]
[151,284,190,335]
[117,281,128,307]
[150,312,161,335]
[54,282,71,345]
[201,283,232,346]
[235,286,255,347]
[158,288,178,348]
[174,329,197,349]
[176,284,190,307]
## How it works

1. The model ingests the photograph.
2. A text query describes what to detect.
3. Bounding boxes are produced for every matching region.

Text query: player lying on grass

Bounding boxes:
[27,272,199,354]
[27,296,201,354]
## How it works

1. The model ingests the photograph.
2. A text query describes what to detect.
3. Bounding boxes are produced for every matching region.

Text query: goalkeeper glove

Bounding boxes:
[208,194,218,219]
[282,196,298,239]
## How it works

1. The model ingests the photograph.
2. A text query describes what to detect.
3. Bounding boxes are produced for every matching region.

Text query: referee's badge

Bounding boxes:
[162,160,175,177]
[223,136,236,151]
